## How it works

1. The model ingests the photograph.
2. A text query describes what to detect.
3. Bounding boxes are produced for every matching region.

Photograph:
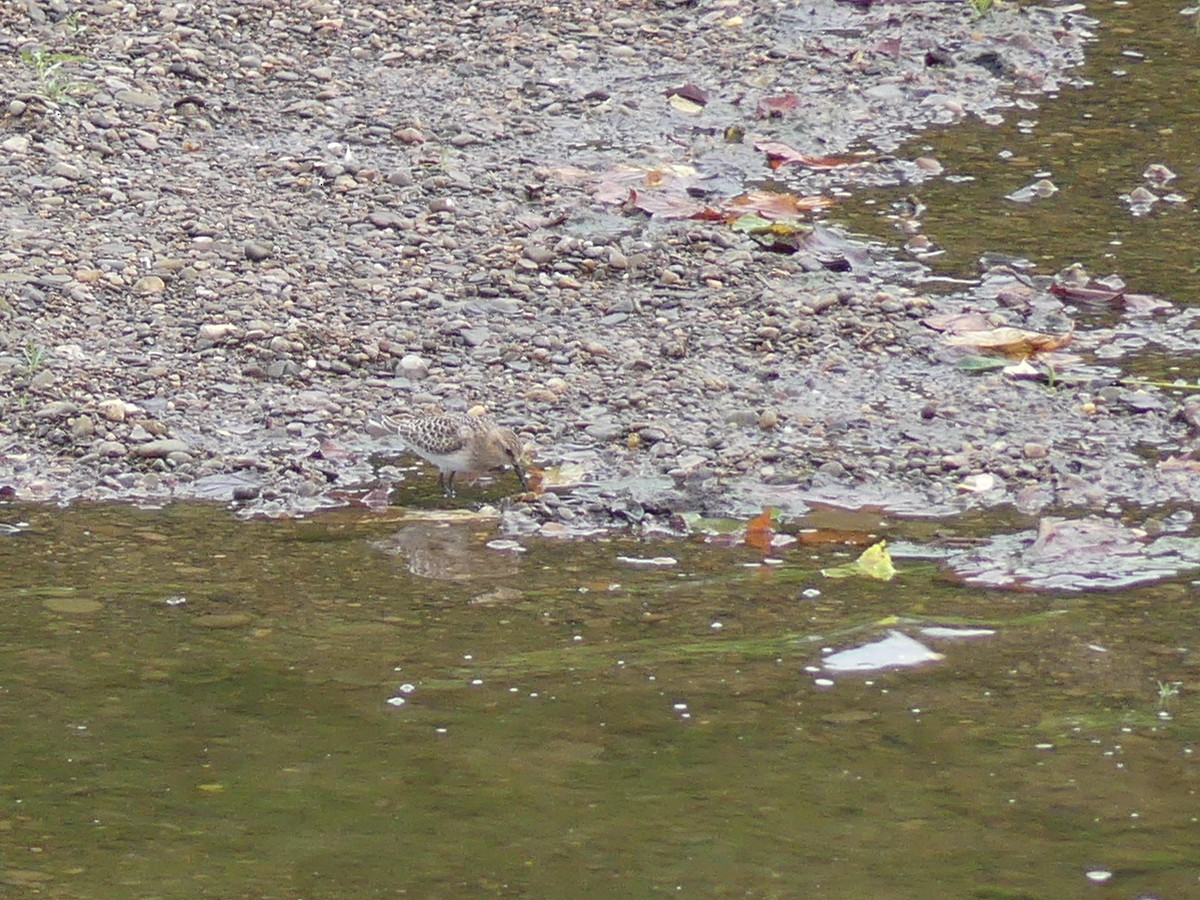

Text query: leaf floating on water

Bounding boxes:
[745,507,778,552]
[822,540,896,581]
[822,630,943,672]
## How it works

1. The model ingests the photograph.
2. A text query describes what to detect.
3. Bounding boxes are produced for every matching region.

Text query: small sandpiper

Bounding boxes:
[371,411,529,496]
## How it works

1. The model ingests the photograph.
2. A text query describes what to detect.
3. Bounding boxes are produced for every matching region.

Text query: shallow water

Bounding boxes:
[2,503,1197,897]
[836,0,1200,304]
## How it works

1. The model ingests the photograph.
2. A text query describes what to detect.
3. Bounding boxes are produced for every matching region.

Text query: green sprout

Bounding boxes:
[1156,680,1181,710]
[19,341,49,378]
[18,47,86,103]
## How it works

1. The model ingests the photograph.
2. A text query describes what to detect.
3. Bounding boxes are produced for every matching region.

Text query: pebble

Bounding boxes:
[97,400,128,422]
[133,276,166,295]
[198,323,238,343]
[398,353,430,379]
[243,240,274,261]
[34,401,77,419]
[132,439,191,458]
[1022,442,1048,460]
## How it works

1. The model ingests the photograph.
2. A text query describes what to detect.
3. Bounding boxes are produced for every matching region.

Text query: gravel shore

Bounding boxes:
[7,0,1189,531]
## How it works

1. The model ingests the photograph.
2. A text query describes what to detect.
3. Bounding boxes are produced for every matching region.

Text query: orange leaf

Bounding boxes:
[943,323,1075,359]
[745,507,775,552]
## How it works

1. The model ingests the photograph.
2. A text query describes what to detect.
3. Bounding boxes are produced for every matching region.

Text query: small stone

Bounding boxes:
[98,440,127,457]
[2,135,30,153]
[70,415,95,439]
[243,239,273,261]
[133,275,166,294]
[660,269,683,286]
[132,439,191,458]
[523,244,555,265]
[34,401,77,419]
[429,197,456,214]
[47,160,82,180]
[198,323,238,343]
[397,353,429,380]
[29,370,55,391]
[1022,442,1048,460]
[759,409,779,430]
[395,127,425,144]
[116,89,162,110]
[97,399,127,422]
[368,209,407,229]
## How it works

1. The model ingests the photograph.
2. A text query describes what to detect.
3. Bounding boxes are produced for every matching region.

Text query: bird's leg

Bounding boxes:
[444,471,457,498]
[514,462,529,491]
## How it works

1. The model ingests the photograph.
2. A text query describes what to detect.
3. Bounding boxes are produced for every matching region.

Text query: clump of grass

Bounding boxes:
[967,0,995,17]
[18,47,86,103]
[19,341,49,377]
[1156,680,1181,710]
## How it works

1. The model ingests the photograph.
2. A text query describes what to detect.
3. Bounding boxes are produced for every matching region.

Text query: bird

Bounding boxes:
[370,412,529,497]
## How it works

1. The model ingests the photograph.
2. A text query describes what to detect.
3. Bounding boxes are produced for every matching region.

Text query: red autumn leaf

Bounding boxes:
[726,189,831,218]
[755,93,799,118]
[628,189,708,220]
[665,83,709,105]
[1048,281,1125,305]
[755,140,858,170]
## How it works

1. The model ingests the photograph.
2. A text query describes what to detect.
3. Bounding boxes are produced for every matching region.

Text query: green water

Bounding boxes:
[6,3,1200,898]
[2,504,1198,897]
[837,0,1200,303]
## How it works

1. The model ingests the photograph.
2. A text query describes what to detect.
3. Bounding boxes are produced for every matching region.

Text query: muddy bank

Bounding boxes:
[4,0,1190,531]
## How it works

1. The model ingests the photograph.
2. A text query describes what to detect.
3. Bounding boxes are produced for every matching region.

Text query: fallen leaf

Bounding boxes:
[942,324,1075,358]
[756,93,799,118]
[668,94,704,115]
[745,506,777,552]
[822,540,896,580]
[665,83,709,106]
[754,140,859,170]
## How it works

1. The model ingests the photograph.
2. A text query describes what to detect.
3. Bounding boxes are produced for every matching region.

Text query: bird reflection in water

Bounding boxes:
[371,522,519,581]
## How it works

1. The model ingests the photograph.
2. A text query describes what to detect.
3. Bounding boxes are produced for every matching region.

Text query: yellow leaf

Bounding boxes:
[821,540,896,581]
[669,94,704,115]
